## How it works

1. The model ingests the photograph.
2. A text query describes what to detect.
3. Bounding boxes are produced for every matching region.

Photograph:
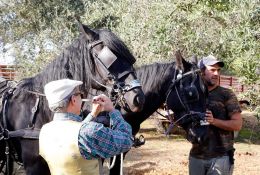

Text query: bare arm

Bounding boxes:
[206,110,242,131]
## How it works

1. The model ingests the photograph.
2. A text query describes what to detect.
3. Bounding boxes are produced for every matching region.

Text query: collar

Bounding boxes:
[53,112,82,122]
[208,85,219,92]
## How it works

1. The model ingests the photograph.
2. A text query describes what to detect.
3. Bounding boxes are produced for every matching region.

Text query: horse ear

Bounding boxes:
[175,50,184,71]
[81,24,98,41]
[76,17,97,41]
[190,55,198,64]
[175,50,191,72]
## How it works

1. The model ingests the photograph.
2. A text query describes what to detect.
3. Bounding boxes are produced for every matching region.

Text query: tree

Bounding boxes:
[1,1,259,114]
[0,0,86,78]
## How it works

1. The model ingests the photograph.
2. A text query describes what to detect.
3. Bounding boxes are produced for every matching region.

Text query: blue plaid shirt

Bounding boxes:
[53,110,133,159]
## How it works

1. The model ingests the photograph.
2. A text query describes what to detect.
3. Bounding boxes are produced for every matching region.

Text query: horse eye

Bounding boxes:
[119,82,125,87]
[113,84,119,89]
[108,78,115,85]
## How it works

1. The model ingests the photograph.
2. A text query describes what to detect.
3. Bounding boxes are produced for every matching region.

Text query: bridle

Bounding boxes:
[88,39,142,107]
[88,40,143,174]
[163,65,207,135]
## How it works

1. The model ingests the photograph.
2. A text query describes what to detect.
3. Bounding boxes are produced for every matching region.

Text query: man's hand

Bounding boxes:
[205,110,215,125]
[205,109,242,131]
[90,94,115,117]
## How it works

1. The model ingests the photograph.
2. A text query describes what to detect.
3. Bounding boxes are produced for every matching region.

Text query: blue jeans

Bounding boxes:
[189,155,234,175]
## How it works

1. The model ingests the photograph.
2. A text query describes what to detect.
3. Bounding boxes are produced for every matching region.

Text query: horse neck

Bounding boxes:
[12,37,95,126]
[126,63,175,125]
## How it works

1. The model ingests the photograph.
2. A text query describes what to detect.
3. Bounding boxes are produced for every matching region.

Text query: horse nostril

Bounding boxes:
[134,94,145,107]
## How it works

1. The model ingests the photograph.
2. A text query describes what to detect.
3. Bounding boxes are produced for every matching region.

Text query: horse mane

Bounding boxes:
[96,29,136,65]
[15,34,91,91]
[136,62,176,93]
[19,28,135,92]
[12,29,137,118]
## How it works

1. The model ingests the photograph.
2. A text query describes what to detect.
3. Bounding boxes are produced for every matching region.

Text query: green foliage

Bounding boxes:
[200,0,231,11]
[236,127,260,144]
[0,0,85,78]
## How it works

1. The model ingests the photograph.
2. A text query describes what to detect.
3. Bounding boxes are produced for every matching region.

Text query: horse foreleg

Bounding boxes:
[21,140,51,175]
[23,156,50,175]
[109,152,128,175]
[109,154,122,175]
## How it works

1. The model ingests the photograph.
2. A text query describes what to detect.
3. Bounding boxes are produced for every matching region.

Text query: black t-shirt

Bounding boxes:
[190,86,241,159]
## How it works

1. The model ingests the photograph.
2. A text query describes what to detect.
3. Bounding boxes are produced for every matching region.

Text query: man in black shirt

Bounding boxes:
[189,55,242,175]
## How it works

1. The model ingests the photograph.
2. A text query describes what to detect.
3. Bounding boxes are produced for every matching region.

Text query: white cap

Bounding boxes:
[44,79,83,107]
[198,55,224,69]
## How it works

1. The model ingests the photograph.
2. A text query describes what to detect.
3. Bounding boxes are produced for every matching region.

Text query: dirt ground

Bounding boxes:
[11,111,260,175]
[122,110,260,175]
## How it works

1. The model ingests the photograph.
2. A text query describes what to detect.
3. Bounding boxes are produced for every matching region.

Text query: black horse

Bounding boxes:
[0,22,145,175]
[109,51,208,175]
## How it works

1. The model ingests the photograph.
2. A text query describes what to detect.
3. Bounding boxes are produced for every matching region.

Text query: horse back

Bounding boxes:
[0,78,17,109]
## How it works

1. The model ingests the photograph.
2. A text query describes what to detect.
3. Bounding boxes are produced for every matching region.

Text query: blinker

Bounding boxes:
[97,46,117,69]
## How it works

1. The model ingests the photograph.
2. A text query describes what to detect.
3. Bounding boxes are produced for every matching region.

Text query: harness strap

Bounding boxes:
[105,153,124,175]
[2,90,13,129]
[120,153,123,175]
[88,40,103,50]
[155,109,175,136]
[2,90,13,175]
[25,90,45,96]
[165,107,175,136]
[28,95,40,128]
[117,70,134,80]
[4,128,40,140]
[90,76,112,91]
[5,140,10,175]
[165,69,201,100]
[107,156,116,169]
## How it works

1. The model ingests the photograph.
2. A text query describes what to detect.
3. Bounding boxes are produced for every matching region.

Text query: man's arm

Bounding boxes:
[78,94,133,159]
[206,110,242,131]
[79,110,133,159]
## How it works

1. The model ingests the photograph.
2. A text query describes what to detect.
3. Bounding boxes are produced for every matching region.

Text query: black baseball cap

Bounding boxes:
[198,55,224,69]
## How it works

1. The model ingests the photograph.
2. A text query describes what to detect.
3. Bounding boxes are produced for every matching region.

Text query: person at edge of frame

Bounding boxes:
[188,55,242,175]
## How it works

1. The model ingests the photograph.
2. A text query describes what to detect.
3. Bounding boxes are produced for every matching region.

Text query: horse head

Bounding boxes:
[165,50,208,144]
[107,51,209,174]
[78,22,145,113]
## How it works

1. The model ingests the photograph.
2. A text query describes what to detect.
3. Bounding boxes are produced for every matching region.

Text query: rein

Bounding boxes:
[87,40,142,174]
[160,67,204,135]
